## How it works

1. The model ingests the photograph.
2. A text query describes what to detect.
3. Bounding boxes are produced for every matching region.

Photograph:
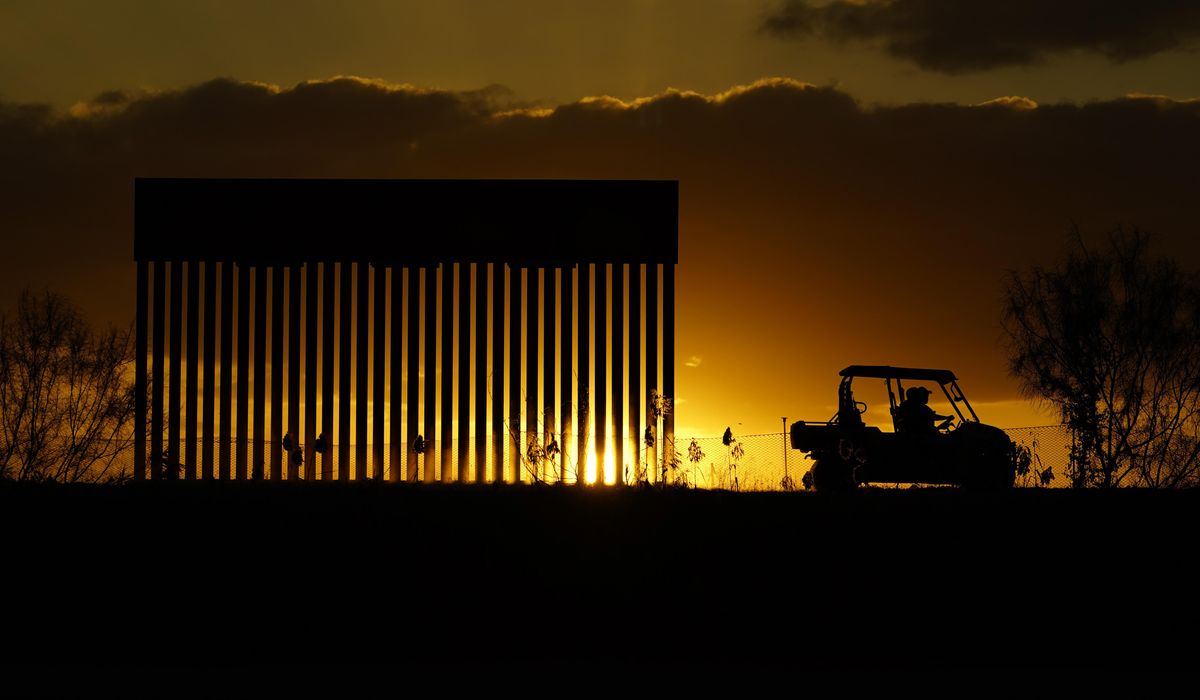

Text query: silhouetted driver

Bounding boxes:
[895,386,954,434]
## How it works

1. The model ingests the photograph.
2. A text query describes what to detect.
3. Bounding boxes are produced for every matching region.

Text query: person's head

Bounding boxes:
[906,386,932,405]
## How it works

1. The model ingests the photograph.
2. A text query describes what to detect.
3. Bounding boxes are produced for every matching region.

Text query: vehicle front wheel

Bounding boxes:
[810,458,858,493]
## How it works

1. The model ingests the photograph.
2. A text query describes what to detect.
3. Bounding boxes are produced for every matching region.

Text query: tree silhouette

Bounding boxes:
[1002,227,1200,488]
[0,289,136,483]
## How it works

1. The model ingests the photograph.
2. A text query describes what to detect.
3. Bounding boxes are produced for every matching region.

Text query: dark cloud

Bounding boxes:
[762,0,1200,73]
[2,76,1199,431]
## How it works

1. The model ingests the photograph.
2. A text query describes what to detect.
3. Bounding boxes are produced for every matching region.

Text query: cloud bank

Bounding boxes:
[762,0,1200,73]
[2,75,1199,430]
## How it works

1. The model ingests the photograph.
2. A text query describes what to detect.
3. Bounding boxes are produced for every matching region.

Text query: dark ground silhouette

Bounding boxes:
[2,482,1197,669]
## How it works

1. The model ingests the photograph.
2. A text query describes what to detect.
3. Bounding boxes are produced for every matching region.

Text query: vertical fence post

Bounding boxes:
[595,263,607,484]
[357,262,370,481]
[628,264,640,483]
[135,261,148,481]
[373,264,387,480]
[284,265,301,480]
[271,265,284,481]
[458,262,471,482]
[339,262,352,481]
[441,262,454,480]
[167,261,183,479]
[509,265,522,482]
[304,262,318,480]
[202,261,217,480]
[389,267,403,482]
[253,267,268,480]
[406,267,420,482]
[475,262,488,483]
[645,264,657,482]
[492,263,505,483]
[560,266,573,483]
[219,262,234,480]
[577,264,590,484]
[321,262,335,479]
[526,267,539,481]
[544,267,556,483]
[185,261,200,480]
[612,263,624,485]
[423,265,437,483]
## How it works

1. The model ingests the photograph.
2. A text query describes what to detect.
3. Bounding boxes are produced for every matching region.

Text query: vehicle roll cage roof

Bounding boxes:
[837,365,980,425]
[839,365,957,383]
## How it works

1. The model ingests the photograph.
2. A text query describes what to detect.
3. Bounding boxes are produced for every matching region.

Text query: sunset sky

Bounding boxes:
[3,0,1200,439]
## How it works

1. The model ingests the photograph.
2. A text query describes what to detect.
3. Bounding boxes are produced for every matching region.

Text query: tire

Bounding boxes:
[810,458,858,493]
[962,456,1015,491]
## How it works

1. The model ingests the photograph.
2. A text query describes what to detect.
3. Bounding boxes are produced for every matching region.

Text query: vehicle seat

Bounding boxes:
[840,392,865,429]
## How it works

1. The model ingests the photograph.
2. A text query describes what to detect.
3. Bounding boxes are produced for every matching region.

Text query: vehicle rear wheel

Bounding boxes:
[962,456,1015,491]
[810,458,858,493]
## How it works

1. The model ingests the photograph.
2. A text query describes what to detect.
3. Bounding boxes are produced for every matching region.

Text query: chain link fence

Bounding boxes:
[0,436,135,484]
[1004,425,1073,488]
[662,433,805,491]
[666,425,1075,491]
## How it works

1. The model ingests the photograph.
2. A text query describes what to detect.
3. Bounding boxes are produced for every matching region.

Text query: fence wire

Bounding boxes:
[1005,425,1073,488]
[667,426,1075,491]
[40,425,1076,489]
[664,434,807,492]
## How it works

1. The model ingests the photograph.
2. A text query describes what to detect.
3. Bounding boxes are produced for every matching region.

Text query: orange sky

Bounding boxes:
[3,2,1199,438]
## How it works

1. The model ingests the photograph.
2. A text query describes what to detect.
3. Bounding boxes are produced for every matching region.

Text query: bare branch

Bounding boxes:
[0,289,136,484]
